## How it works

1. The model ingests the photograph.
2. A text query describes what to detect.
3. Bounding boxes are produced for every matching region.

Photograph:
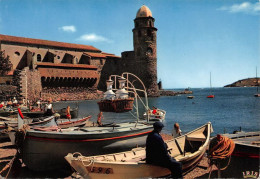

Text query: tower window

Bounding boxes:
[135,22,139,27]
[37,54,41,62]
[149,21,152,27]
[147,30,152,37]
[138,30,141,37]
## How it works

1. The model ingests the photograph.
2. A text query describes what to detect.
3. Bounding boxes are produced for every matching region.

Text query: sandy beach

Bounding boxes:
[0,134,218,178]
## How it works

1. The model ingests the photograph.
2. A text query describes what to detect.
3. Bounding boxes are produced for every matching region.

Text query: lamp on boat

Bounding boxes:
[115,77,129,99]
[97,76,134,113]
[103,78,115,100]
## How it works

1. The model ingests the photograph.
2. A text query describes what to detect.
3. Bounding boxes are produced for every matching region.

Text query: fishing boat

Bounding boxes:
[143,108,166,122]
[58,106,79,118]
[65,122,213,178]
[0,107,19,117]
[56,116,91,128]
[15,73,160,171]
[21,106,79,118]
[17,119,153,171]
[0,106,78,119]
[221,131,260,178]
[207,72,215,98]
[187,96,194,99]
[2,110,56,130]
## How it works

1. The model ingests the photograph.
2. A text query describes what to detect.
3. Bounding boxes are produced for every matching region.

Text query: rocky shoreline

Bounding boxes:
[159,90,193,96]
[224,77,260,87]
[0,134,218,178]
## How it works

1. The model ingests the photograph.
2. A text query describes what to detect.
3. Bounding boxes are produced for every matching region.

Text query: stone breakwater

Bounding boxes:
[159,90,192,96]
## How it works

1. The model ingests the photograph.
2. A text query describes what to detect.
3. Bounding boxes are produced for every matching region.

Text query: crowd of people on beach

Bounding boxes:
[0,97,26,111]
[0,97,54,114]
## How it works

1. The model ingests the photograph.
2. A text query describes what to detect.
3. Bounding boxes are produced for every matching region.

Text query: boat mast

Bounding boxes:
[256,67,259,93]
[210,72,212,94]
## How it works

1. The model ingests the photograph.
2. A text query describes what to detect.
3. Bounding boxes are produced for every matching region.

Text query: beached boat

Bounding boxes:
[0,106,78,119]
[22,106,79,118]
[65,122,213,178]
[18,121,153,171]
[7,109,58,143]
[0,108,19,117]
[58,106,79,118]
[143,108,166,122]
[56,116,91,128]
[1,113,56,131]
[221,131,260,178]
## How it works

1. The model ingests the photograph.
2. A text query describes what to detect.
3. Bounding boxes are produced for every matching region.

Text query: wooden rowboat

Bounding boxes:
[56,116,91,128]
[65,122,213,178]
[143,108,166,122]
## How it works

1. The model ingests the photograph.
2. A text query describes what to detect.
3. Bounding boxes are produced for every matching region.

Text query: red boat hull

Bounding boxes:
[207,95,215,98]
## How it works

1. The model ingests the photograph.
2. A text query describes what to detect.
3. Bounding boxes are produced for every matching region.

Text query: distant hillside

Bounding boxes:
[224,78,260,87]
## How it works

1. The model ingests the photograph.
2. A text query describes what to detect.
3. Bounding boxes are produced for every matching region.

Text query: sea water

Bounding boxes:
[53,87,260,136]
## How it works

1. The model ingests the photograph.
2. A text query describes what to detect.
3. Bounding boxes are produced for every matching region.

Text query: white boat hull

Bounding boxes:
[65,122,213,178]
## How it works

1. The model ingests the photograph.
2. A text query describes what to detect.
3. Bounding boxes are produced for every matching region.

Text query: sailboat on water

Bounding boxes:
[207,72,215,98]
[254,67,260,97]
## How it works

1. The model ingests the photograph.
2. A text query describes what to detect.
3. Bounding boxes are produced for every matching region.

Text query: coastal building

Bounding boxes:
[0,34,119,101]
[0,5,159,101]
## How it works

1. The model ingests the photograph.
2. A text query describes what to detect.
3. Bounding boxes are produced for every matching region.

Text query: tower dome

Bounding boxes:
[136,5,152,18]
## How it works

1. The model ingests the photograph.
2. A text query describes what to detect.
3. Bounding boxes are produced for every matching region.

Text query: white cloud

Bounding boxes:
[77,33,112,43]
[218,1,260,15]
[59,25,76,33]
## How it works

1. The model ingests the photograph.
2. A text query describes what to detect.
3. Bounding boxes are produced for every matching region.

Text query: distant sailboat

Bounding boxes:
[207,72,215,98]
[254,67,260,97]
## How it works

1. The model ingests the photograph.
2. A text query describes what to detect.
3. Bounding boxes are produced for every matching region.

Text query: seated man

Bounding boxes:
[146,121,182,178]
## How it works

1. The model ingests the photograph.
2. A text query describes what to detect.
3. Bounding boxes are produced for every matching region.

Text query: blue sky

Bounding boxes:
[0,0,259,88]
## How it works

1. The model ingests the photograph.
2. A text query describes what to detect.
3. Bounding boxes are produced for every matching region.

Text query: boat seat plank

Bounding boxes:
[126,155,146,162]
[175,137,185,154]
[186,133,206,141]
[114,153,125,161]
[167,140,181,157]
[121,152,136,162]
[133,149,145,157]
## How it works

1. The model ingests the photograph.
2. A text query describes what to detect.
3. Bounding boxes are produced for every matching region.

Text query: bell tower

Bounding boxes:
[132,5,159,96]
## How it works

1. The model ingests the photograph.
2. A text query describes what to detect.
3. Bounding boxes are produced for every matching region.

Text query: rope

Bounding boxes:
[81,158,94,167]
[208,135,235,160]
[72,152,95,170]
[207,134,235,178]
